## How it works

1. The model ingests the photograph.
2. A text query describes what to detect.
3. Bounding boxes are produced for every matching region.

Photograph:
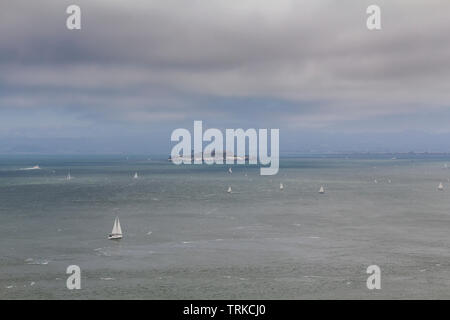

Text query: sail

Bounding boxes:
[111,217,122,235]
[111,218,117,234]
[134,172,138,179]
[280,183,284,190]
[227,186,232,193]
[438,182,444,190]
[319,186,324,193]
[116,218,122,235]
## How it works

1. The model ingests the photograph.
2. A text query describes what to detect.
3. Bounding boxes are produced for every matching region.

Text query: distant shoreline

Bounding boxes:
[2,152,450,160]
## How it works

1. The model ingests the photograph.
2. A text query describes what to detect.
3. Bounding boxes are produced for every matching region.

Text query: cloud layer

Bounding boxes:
[1,0,450,152]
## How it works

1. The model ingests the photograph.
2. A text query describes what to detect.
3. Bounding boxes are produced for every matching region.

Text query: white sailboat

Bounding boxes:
[319,186,325,194]
[280,183,284,190]
[438,182,444,191]
[108,217,123,240]
[66,171,72,180]
[227,186,232,193]
[228,167,232,174]
[133,172,138,179]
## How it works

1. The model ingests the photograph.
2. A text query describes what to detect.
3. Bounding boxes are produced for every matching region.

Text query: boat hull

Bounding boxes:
[108,234,123,240]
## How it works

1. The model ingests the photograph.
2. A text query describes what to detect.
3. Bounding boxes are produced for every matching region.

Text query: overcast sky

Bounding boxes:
[1,0,450,154]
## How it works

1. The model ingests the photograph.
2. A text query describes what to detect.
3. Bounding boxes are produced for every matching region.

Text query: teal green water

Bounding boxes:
[1,155,450,299]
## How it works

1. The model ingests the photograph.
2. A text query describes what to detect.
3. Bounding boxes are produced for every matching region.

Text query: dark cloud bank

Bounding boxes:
[1,0,450,153]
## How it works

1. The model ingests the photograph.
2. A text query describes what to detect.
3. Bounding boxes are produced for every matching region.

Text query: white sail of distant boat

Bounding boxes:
[228,167,232,174]
[280,183,284,190]
[438,182,444,191]
[66,171,72,180]
[319,186,325,194]
[374,179,378,184]
[134,172,138,179]
[108,217,123,240]
[227,186,232,193]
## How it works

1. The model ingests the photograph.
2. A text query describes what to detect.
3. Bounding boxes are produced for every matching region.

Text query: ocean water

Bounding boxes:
[1,155,450,299]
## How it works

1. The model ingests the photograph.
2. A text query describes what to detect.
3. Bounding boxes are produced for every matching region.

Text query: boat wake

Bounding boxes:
[19,165,41,171]
[25,258,49,265]
[94,248,111,256]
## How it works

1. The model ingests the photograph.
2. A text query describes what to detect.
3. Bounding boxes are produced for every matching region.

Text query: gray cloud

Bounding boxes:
[1,0,450,146]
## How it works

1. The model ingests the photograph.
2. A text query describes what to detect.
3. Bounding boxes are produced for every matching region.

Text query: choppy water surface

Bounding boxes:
[1,155,450,299]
